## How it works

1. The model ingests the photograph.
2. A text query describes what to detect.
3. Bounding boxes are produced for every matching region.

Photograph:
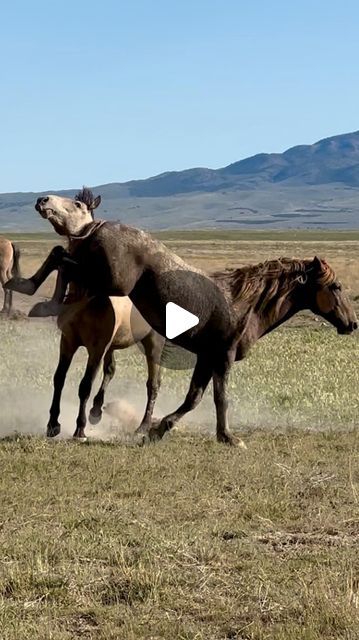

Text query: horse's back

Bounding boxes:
[71,222,201,296]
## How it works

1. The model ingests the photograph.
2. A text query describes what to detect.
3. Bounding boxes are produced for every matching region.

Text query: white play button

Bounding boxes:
[165,302,199,339]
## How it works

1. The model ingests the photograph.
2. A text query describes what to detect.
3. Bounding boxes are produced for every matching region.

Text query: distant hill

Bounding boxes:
[1,131,359,230]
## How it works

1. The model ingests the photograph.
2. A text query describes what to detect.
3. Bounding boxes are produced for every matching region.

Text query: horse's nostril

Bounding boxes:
[37,196,49,205]
[353,321,358,331]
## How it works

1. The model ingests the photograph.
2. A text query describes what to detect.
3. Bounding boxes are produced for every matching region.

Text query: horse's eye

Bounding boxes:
[75,201,82,209]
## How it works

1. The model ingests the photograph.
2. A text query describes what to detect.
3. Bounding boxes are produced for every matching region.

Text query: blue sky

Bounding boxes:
[1,0,359,192]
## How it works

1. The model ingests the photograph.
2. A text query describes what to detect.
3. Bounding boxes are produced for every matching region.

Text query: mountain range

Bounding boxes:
[1,130,359,231]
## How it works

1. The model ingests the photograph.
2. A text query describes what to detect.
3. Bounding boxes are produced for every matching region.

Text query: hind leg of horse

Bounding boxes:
[1,287,11,314]
[47,335,78,437]
[213,353,246,448]
[73,352,104,440]
[6,289,13,314]
[135,333,163,434]
[89,350,116,425]
[0,273,9,314]
[147,355,212,442]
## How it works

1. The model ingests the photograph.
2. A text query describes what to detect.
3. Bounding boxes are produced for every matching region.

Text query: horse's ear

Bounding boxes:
[90,195,101,211]
[312,256,323,272]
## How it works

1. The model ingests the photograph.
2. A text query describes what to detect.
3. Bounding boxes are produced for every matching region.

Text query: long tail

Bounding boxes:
[11,243,21,278]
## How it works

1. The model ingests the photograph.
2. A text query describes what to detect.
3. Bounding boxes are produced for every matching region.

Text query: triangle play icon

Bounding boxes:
[165,302,199,339]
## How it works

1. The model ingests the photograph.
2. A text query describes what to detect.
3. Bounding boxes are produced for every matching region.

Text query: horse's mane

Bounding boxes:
[75,187,94,207]
[74,187,96,219]
[212,257,336,318]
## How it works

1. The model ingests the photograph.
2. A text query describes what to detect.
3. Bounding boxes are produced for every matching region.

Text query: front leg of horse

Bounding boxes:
[29,267,69,318]
[47,338,75,437]
[89,351,116,425]
[146,356,212,443]
[135,336,163,434]
[135,375,162,435]
[74,358,102,440]
[5,246,68,296]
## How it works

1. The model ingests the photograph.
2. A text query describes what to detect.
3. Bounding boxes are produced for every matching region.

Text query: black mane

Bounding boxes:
[74,187,95,208]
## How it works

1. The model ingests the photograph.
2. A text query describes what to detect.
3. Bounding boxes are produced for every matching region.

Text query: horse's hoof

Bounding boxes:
[147,422,166,443]
[89,409,102,425]
[47,423,61,438]
[217,433,247,448]
[72,436,87,443]
[29,301,61,318]
[133,432,148,446]
[134,422,151,435]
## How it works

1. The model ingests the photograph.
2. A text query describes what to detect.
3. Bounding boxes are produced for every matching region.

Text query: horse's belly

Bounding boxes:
[109,296,152,347]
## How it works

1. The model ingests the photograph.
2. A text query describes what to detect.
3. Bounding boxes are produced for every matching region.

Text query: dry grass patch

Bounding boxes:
[0,432,358,639]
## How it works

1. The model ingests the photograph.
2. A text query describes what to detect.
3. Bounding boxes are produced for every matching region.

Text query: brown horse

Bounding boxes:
[0,237,21,314]
[49,294,164,440]
[6,192,358,444]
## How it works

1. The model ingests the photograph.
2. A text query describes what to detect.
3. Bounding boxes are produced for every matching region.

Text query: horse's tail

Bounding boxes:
[11,243,21,278]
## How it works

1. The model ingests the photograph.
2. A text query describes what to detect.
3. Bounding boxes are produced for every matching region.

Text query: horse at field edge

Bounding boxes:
[0,237,21,314]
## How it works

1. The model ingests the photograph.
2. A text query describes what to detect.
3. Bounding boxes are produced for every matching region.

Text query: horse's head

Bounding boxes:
[306,256,357,335]
[35,188,101,237]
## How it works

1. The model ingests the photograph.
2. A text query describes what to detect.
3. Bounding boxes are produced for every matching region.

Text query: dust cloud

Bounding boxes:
[0,317,349,442]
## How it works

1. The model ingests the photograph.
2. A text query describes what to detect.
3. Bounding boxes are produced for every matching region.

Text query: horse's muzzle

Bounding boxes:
[338,320,358,334]
[35,196,49,214]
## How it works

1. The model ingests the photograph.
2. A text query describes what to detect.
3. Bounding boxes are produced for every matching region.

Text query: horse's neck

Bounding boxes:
[259,295,301,337]
[237,281,304,356]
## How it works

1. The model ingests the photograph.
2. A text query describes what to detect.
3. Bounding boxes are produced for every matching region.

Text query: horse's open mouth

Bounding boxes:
[35,203,54,219]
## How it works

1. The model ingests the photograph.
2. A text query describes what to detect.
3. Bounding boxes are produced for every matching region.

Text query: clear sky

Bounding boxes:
[1,0,359,192]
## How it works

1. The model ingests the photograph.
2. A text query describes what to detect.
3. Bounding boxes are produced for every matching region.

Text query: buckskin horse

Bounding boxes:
[0,237,21,314]
[49,293,164,440]
[6,192,357,444]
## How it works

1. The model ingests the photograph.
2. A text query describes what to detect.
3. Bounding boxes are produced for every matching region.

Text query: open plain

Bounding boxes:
[0,230,358,639]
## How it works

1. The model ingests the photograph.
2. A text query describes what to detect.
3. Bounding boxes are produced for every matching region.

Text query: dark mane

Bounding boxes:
[74,187,95,218]
[212,257,336,319]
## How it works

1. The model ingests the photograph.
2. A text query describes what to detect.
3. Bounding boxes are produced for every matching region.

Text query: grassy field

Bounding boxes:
[0,230,358,639]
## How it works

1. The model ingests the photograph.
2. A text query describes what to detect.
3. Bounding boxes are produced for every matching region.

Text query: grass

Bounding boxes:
[0,231,358,638]
[0,432,358,639]
[4,229,359,243]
